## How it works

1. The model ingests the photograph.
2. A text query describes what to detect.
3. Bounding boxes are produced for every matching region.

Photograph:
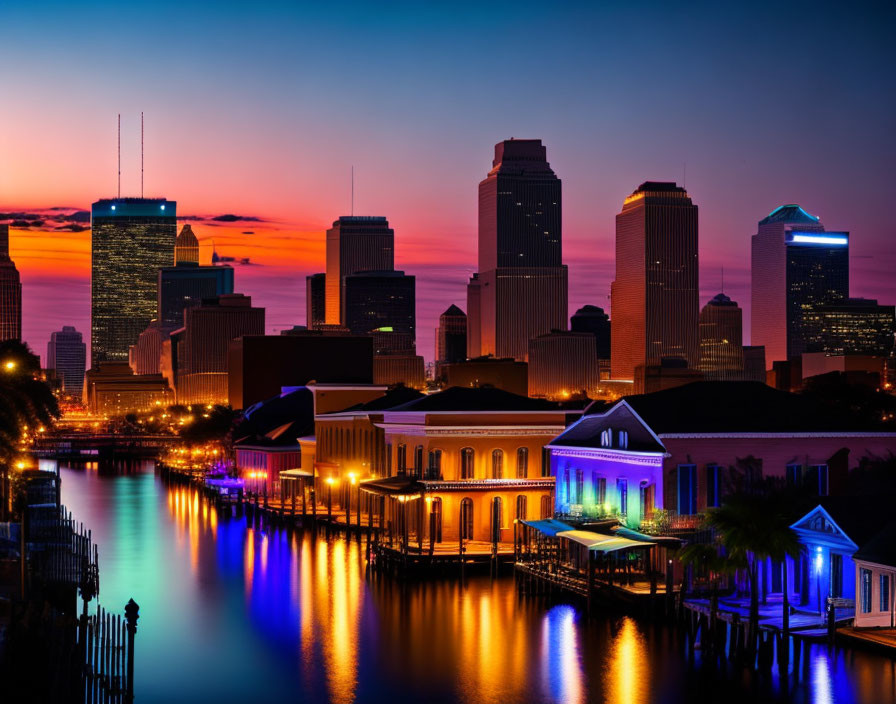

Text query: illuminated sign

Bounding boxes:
[789,233,848,246]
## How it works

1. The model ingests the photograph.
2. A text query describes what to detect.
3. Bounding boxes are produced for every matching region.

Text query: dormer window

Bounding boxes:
[619,430,629,449]
[600,430,611,448]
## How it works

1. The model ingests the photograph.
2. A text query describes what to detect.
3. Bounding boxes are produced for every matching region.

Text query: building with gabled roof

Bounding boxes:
[546,381,896,526]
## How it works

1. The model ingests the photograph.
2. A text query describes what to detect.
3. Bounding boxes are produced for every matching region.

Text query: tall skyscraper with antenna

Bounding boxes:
[0,224,22,342]
[467,139,567,361]
[91,198,177,366]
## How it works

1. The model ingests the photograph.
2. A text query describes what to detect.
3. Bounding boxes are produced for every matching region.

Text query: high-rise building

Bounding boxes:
[570,305,611,361]
[130,321,178,375]
[91,198,177,366]
[158,230,235,331]
[436,304,467,367]
[528,331,599,399]
[467,139,567,361]
[175,293,265,405]
[306,273,326,329]
[698,293,744,381]
[0,224,22,342]
[466,273,481,359]
[742,346,767,383]
[325,216,394,326]
[751,204,848,365]
[610,182,698,380]
[47,325,86,398]
[803,298,895,356]
[173,223,200,265]
[342,270,415,353]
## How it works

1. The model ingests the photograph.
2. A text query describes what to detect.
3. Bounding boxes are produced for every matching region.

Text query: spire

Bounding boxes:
[174,224,200,266]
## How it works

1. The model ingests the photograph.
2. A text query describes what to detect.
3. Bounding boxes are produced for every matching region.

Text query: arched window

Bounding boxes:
[397,444,407,474]
[575,469,584,504]
[516,448,528,478]
[490,497,503,543]
[427,449,442,480]
[414,445,424,478]
[619,430,629,449]
[516,495,528,520]
[460,498,474,540]
[540,494,552,519]
[461,447,475,479]
[491,449,504,479]
[601,430,611,448]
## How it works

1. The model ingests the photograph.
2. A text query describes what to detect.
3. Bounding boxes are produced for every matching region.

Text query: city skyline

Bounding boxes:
[2,2,895,365]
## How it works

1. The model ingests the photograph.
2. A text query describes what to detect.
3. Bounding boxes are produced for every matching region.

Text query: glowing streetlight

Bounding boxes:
[4,360,16,371]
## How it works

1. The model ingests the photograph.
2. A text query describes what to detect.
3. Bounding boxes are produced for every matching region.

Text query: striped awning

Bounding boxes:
[557,530,654,552]
[521,519,576,537]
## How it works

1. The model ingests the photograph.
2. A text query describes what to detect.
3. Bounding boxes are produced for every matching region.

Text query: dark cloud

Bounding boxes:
[54,224,87,232]
[11,219,43,227]
[242,231,255,235]
[211,214,263,222]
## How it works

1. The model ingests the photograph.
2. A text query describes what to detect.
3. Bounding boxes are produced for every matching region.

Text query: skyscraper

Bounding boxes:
[0,224,22,342]
[91,198,177,366]
[175,293,265,404]
[803,298,895,356]
[610,182,698,380]
[158,226,234,329]
[325,216,394,326]
[47,325,86,398]
[174,223,200,265]
[528,331,599,399]
[306,273,326,329]
[436,304,467,367]
[698,293,744,381]
[342,270,416,353]
[751,204,848,365]
[467,139,567,361]
[570,305,611,361]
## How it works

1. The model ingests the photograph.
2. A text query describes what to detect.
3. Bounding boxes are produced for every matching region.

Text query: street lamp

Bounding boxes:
[4,360,16,372]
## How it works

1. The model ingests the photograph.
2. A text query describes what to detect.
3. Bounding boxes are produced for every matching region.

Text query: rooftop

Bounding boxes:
[385,385,567,413]
[759,204,821,226]
[441,304,466,317]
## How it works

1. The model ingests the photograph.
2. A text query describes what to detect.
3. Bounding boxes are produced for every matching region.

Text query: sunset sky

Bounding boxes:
[2,1,894,365]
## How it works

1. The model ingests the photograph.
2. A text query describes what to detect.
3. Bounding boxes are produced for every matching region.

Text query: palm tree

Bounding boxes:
[704,492,802,644]
[677,541,741,634]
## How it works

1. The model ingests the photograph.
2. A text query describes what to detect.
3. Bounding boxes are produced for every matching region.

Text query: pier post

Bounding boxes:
[124,599,140,704]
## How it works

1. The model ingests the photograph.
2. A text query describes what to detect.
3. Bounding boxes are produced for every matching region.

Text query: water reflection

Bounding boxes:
[57,465,896,704]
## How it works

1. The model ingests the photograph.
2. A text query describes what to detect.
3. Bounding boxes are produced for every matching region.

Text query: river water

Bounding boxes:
[56,463,895,704]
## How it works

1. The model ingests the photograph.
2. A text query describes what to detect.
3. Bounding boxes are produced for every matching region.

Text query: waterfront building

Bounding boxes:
[570,304,611,362]
[0,224,22,342]
[83,361,173,415]
[467,139,568,361]
[306,273,326,329]
[47,325,87,399]
[751,204,848,366]
[359,386,580,545]
[548,382,896,525]
[314,385,424,481]
[852,522,896,628]
[439,356,528,396]
[777,500,890,616]
[435,304,467,371]
[803,298,895,357]
[227,332,374,410]
[528,331,600,400]
[325,216,394,326]
[610,182,699,380]
[90,198,177,366]
[698,293,744,381]
[174,294,265,405]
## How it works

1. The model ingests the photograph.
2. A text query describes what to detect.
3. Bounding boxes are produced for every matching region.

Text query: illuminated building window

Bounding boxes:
[491,449,504,479]
[861,569,873,614]
[427,449,442,480]
[460,498,474,540]
[397,444,407,474]
[706,465,722,507]
[516,447,528,478]
[617,478,628,515]
[516,495,527,520]
[461,447,475,479]
[786,463,802,486]
[540,495,552,519]
[881,574,890,612]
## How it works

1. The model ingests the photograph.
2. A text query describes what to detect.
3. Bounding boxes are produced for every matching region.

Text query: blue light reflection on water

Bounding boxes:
[58,465,896,704]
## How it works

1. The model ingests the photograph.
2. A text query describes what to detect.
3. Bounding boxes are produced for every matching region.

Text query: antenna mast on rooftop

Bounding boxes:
[141,112,144,198]
[117,114,121,199]
[351,165,354,216]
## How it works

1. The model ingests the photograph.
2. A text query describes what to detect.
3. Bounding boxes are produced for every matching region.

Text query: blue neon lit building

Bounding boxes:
[751,204,849,364]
